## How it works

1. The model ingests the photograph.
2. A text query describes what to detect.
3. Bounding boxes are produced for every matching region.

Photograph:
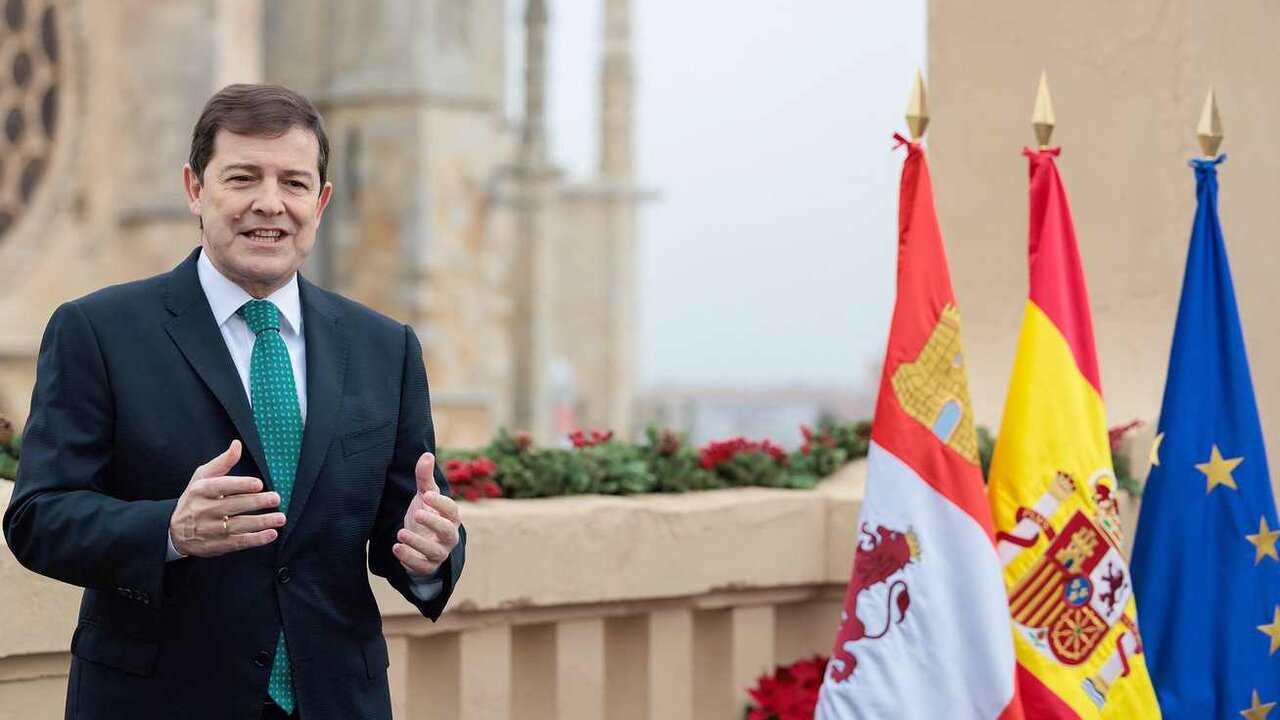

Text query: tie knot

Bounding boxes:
[239,299,280,335]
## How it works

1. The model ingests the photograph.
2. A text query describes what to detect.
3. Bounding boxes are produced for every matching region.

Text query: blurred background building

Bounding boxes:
[0,0,644,448]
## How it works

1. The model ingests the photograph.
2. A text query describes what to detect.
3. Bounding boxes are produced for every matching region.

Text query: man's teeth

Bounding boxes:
[247,230,283,241]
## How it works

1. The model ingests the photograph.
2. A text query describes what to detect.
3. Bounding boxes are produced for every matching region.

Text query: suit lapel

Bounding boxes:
[163,248,272,487]
[280,276,348,549]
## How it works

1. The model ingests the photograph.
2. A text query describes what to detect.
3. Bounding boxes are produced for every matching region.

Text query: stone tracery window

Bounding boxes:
[0,0,60,240]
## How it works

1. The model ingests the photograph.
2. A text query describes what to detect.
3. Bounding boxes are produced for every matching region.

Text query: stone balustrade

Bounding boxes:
[0,462,865,719]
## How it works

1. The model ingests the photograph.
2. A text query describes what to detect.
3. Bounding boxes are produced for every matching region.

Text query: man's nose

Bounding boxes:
[251,181,286,216]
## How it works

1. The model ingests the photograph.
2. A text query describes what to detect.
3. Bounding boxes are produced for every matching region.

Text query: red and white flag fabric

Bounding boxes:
[816,137,1022,720]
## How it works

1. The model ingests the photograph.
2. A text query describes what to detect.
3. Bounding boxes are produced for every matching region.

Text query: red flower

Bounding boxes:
[1108,419,1144,453]
[569,428,616,449]
[745,655,828,720]
[446,456,504,501]
[799,424,837,456]
[700,436,789,470]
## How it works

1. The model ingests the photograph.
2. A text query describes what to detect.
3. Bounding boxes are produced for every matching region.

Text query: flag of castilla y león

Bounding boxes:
[816,136,1022,719]
[987,147,1161,718]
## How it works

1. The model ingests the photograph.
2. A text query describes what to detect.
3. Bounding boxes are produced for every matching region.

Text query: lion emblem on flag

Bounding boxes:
[827,523,920,683]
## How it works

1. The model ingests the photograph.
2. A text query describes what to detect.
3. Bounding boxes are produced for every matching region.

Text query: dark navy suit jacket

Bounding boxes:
[3,248,465,719]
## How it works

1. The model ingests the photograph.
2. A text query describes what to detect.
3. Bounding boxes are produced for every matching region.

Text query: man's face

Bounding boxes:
[183,126,332,298]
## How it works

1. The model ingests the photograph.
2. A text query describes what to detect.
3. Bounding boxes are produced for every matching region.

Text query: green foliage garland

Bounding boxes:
[440,420,872,501]
[0,414,18,481]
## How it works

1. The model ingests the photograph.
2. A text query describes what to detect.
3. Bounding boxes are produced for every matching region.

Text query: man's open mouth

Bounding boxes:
[241,229,288,243]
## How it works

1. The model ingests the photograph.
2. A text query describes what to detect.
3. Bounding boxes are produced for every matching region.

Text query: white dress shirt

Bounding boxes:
[166,251,440,599]
[197,250,309,423]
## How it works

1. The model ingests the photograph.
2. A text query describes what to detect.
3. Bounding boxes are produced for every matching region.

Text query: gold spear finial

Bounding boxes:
[1197,88,1223,157]
[906,69,929,140]
[1031,70,1055,148]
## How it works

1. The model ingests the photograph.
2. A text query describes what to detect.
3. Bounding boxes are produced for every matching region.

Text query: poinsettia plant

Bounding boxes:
[569,428,614,448]
[442,457,502,501]
[701,436,791,488]
[744,654,828,720]
[640,425,719,492]
[787,424,849,489]
[1108,419,1145,496]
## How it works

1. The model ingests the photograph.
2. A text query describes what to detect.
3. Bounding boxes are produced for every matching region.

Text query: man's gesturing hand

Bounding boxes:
[169,440,286,557]
[393,452,461,576]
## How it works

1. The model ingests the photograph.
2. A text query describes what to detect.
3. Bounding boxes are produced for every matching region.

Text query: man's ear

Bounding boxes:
[182,164,203,218]
[314,181,334,221]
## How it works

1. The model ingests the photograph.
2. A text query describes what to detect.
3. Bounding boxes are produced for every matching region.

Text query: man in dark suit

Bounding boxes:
[2,84,465,720]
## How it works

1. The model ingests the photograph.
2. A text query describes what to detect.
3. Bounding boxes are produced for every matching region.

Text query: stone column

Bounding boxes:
[511,0,556,440]
[556,618,607,719]
[599,0,633,182]
[459,625,512,720]
[263,0,513,446]
[647,609,694,720]
[212,0,262,88]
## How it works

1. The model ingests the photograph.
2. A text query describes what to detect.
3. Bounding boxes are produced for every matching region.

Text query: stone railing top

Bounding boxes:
[0,461,866,658]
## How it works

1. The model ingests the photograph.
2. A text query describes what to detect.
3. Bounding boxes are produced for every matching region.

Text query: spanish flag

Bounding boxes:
[988,148,1161,718]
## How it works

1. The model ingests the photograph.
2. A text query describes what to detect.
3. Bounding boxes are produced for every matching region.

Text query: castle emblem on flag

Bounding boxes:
[890,303,979,463]
[997,471,1145,708]
[828,524,920,683]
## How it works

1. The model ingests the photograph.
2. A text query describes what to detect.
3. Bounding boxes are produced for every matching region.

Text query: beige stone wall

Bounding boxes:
[930,0,1280,493]
[0,462,864,719]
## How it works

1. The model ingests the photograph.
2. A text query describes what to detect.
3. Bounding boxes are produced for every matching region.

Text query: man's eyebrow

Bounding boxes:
[218,163,315,180]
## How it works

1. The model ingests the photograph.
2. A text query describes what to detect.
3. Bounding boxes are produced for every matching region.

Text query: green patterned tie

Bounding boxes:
[239,300,302,714]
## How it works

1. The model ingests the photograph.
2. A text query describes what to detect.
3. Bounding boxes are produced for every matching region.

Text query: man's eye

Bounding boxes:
[288,181,308,189]
[229,176,253,182]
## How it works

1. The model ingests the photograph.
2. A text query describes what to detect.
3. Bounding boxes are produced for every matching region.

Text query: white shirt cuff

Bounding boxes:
[408,572,444,601]
[166,533,187,562]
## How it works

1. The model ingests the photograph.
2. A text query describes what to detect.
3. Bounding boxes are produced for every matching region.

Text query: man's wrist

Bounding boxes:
[407,564,444,581]
[166,530,187,562]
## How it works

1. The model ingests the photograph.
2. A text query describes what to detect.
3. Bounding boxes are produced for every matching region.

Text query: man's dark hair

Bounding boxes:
[188,84,329,189]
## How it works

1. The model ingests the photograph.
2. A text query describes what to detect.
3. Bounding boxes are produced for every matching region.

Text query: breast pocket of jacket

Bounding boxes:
[341,420,395,460]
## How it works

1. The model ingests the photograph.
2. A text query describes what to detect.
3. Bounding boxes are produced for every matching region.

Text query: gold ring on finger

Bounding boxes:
[222,516,230,535]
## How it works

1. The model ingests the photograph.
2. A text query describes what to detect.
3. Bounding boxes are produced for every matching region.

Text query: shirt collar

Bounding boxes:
[196,249,302,335]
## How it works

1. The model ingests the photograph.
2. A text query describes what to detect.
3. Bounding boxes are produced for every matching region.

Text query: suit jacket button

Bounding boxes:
[276,567,290,584]
[254,651,272,668]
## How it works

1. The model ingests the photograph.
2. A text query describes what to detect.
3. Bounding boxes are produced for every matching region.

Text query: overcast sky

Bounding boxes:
[510,1,926,392]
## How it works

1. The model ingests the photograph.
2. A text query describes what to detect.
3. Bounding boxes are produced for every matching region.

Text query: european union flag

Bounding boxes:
[1131,155,1280,720]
